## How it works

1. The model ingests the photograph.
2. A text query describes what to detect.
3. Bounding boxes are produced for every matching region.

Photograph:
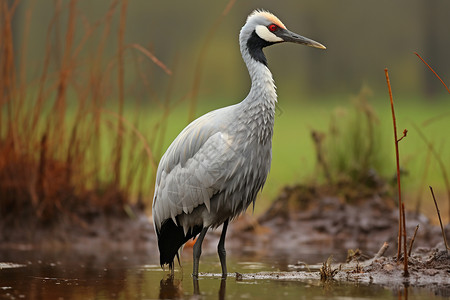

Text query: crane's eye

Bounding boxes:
[268,24,278,32]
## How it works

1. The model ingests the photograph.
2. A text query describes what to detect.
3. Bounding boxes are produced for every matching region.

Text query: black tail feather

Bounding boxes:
[157,218,202,268]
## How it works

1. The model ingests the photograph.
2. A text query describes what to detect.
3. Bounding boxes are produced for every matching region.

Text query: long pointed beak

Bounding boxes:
[278,28,326,50]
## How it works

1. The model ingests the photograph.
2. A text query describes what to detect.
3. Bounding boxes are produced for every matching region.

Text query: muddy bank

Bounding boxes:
[215,184,450,260]
[1,183,448,259]
[2,183,448,267]
[198,246,449,297]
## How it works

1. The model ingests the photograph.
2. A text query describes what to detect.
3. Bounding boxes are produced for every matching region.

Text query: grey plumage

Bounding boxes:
[152,9,325,278]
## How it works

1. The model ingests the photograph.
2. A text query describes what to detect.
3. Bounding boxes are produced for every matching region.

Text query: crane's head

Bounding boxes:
[240,10,326,65]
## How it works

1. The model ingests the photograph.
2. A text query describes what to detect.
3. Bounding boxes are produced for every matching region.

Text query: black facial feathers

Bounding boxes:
[246,30,275,66]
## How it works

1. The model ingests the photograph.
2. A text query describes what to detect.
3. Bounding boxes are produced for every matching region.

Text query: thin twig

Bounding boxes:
[429,186,450,251]
[128,44,172,75]
[408,225,419,257]
[414,52,450,94]
[385,68,404,260]
[397,129,408,143]
[374,242,389,259]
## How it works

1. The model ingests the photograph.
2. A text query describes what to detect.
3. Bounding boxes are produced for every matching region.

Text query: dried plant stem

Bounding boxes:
[401,203,409,277]
[429,186,450,251]
[374,242,389,259]
[115,0,128,187]
[408,225,419,257]
[414,52,450,94]
[385,68,406,260]
[128,44,172,75]
[53,0,77,140]
[1,0,18,146]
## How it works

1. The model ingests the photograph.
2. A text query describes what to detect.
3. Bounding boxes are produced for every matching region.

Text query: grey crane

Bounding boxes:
[152,9,325,278]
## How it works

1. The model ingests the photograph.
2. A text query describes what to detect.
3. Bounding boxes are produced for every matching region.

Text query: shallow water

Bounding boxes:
[0,249,447,299]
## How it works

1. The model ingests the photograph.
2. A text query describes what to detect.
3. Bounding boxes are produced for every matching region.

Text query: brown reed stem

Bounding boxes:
[414,52,450,94]
[408,224,419,257]
[115,0,128,187]
[1,0,18,149]
[385,68,405,260]
[401,203,409,277]
[53,0,77,140]
[36,133,48,207]
[128,44,172,75]
[429,186,450,251]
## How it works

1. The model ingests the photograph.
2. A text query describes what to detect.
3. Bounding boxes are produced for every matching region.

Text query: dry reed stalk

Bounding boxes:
[53,0,77,142]
[408,224,419,257]
[414,52,450,94]
[1,0,18,147]
[114,0,128,187]
[128,44,172,76]
[31,3,60,132]
[429,186,450,251]
[36,134,48,207]
[385,68,407,260]
[401,203,409,277]
[91,1,119,185]
[16,6,33,136]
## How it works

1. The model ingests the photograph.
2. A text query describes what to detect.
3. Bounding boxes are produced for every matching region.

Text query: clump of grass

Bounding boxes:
[310,87,389,202]
[0,0,171,230]
[319,256,339,281]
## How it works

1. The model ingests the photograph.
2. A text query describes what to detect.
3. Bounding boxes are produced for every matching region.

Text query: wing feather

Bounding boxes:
[152,107,240,230]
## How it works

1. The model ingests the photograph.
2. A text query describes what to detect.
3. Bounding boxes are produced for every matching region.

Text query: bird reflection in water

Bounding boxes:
[158,274,183,299]
[159,274,226,300]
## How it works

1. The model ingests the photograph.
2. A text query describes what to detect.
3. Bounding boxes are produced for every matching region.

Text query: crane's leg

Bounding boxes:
[192,227,208,278]
[218,219,229,278]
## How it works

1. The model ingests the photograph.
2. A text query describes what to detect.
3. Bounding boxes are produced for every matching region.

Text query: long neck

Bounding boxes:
[239,43,277,143]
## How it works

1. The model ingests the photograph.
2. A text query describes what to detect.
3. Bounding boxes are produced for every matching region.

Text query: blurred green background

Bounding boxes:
[14,0,450,97]
[6,0,450,219]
